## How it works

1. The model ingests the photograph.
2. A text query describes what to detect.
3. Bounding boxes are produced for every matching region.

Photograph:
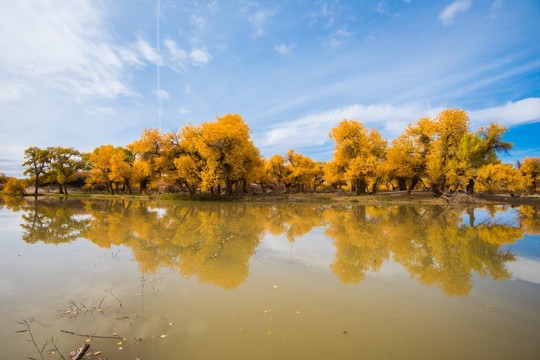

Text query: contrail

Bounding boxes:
[156,0,162,132]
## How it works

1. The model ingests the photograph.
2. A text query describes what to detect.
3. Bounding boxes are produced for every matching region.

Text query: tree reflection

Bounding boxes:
[14,199,526,295]
[327,205,521,296]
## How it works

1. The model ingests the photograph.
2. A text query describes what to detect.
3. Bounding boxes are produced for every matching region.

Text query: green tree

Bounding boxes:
[23,147,50,197]
[47,147,87,195]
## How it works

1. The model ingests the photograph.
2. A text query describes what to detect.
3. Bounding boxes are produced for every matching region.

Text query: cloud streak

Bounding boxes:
[439,0,472,26]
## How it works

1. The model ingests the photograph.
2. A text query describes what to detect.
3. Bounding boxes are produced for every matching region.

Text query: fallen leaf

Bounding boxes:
[93,351,101,356]
[160,334,168,338]
[264,310,270,313]
[267,331,272,335]
[117,341,123,345]
[272,285,278,288]
[85,338,92,343]
[296,311,301,314]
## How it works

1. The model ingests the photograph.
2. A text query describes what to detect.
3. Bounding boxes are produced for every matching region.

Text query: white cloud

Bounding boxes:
[247,9,277,37]
[323,27,351,48]
[136,39,163,65]
[162,39,211,68]
[261,103,442,148]
[274,44,295,55]
[439,0,472,26]
[190,48,212,65]
[178,107,190,114]
[261,98,540,152]
[164,39,188,67]
[469,98,540,128]
[0,1,133,99]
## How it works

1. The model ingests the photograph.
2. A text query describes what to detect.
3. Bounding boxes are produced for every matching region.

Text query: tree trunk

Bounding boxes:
[407,176,419,195]
[63,184,69,195]
[398,177,407,191]
[466,178,475,195]
[140,178,149,194]
[217,184,221,195]
[58,183,64,194]
[34,178,39,197]
[226,179,233,196]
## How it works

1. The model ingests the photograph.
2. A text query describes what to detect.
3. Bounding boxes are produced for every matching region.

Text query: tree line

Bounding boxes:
[2,110,539,197]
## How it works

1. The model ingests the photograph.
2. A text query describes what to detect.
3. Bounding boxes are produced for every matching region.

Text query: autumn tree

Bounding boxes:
[23,147,50,197]
[195,114,263,195]
[476,163,523,194]
[326,120,387,195]
[128,129,179,193]
[450,123,513,194]
[87,145,136,194]
[1,178,27,196]
[47,147,87,195]
[382,136,424,194]
[520,157,540,194]
[284,150,324,192]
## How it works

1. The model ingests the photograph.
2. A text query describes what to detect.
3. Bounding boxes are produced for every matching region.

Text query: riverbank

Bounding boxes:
[11,189,540,206]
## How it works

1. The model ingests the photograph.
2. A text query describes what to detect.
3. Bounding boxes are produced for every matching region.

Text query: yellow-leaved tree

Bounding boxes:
[326,120,387,195]
[520,157,540,194]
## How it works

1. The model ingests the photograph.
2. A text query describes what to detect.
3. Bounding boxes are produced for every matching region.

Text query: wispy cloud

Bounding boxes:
[136,39,163,66]
[469,98,540,128]
[190,48,212,65]
[261,103,442,149]
[85,106,116,116]
[247,9,277,37]
[161,39,211,68]
[376,2,389,15]
[439,0,472,26]
[0,1,134,99]
[274,44,295,55]
[155,89,170,100]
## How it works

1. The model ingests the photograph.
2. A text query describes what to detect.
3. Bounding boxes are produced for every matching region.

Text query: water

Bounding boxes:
[1,197,539,359]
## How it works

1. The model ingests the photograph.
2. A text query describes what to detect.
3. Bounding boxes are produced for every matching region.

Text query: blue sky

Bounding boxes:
[1,0,539,177]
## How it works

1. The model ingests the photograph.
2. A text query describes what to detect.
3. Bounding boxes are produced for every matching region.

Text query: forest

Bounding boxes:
[1,109,539,197]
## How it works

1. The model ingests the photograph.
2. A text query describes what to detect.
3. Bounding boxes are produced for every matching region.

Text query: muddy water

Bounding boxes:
[1,198,539,359]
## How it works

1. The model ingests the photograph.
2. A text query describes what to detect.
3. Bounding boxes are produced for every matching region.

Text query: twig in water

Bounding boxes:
[60,329,122,340]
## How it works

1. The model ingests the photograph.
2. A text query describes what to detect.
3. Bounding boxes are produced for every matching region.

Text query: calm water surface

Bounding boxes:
[1,197,539,359]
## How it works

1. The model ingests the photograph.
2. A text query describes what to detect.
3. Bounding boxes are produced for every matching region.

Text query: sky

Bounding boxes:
[1,0,539,177]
